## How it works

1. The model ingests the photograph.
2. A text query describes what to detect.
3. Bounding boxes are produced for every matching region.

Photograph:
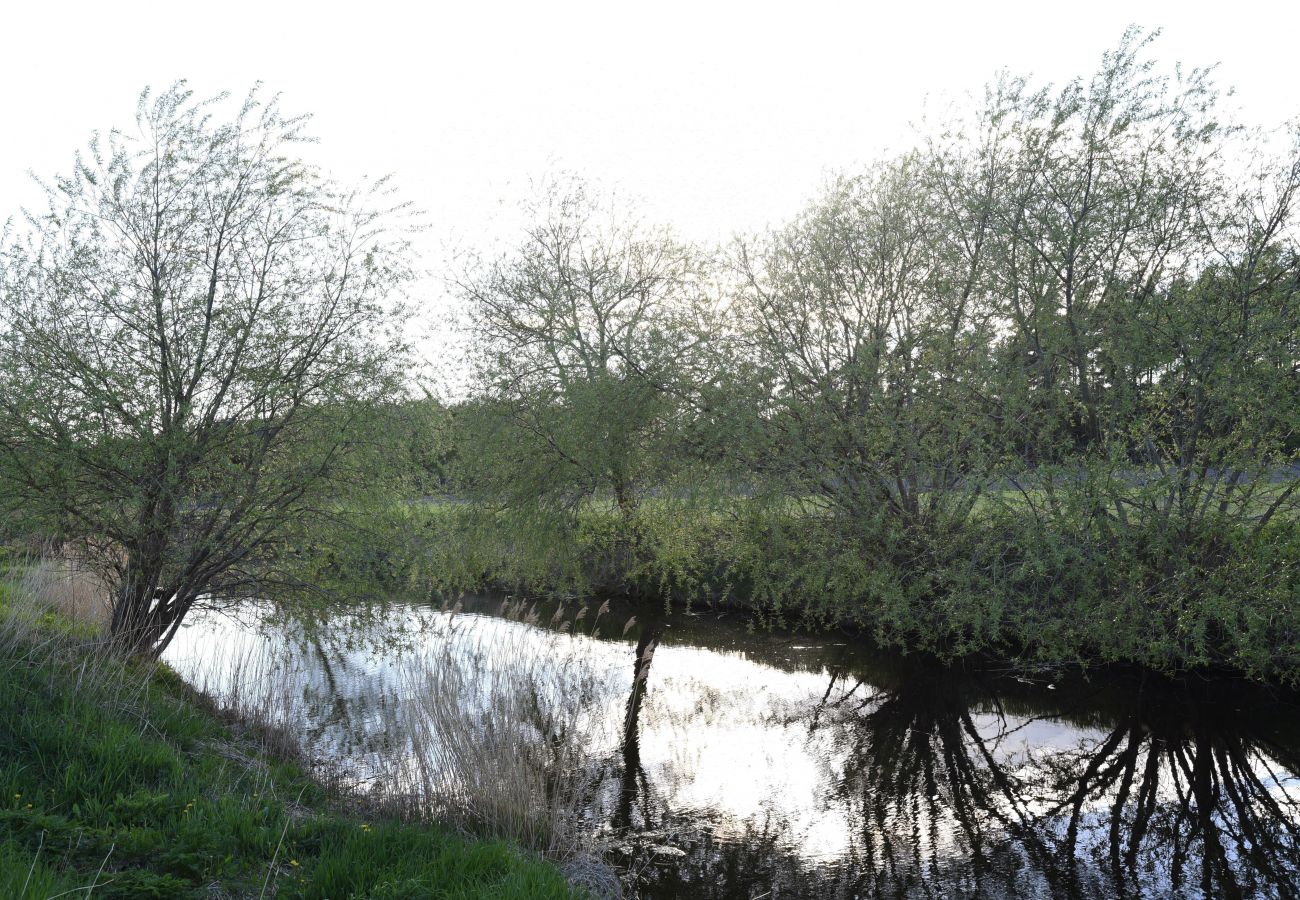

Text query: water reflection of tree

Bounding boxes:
[611,621,853,899]
[1030,696,1300,899]
[627,812,850,900]
[250,601,1300,899]
[806,666,1075,898]
[277,619,411,772]
[804,664,1300,899]
[616,621,664,831]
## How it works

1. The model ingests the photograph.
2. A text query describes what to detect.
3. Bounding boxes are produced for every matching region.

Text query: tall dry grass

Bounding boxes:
[393,611,609,845]
[0,554,158,742]
[192,603,620,838]
[168,598,626,893]
[159,604,351,789]
[382,601,623,896]
[18,555,113,628]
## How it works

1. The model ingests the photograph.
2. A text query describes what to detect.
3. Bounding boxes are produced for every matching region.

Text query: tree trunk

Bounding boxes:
[109,579,168,655]
[108,552,185,658]
[612,472,637,523]
[616,621,663,829]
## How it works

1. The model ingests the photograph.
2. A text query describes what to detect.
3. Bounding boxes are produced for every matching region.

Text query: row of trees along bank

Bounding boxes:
[447,32,1300,679]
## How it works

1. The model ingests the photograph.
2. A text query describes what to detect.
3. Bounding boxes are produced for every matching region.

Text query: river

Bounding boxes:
[164,594,1300,899]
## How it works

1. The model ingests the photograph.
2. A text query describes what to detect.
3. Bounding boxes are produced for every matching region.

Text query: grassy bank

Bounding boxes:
[353,493,1300,686]
[0,580,576,899]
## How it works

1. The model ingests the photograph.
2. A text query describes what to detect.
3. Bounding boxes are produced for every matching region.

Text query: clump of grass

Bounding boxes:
[170,613,312,765]
[167,597,627,893]
[390,601,619,858]
[152,594,630,894]
[18,554,112,630]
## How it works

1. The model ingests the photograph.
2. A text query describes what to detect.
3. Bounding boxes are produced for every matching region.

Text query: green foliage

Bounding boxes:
[0,840,85,898]
[389,492,1300,683]
[1,34,1295,687]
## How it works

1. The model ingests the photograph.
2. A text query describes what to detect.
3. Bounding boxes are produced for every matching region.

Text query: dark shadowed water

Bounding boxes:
[165,595,1300,899]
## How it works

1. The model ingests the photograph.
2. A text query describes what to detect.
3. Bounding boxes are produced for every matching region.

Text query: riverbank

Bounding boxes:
[0,580,576,899]
[364,496,1300,686]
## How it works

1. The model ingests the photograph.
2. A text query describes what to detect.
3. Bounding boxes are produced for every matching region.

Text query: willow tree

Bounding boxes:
[0,85,412,655]
[456,180,712,521]
[965,29,1300,555]
[732,157,999,537]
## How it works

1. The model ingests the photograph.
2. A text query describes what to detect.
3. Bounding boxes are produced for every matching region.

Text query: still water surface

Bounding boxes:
[165,596,1300,899]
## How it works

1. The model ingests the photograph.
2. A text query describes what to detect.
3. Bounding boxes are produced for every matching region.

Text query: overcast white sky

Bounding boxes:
[3,0,1297,382]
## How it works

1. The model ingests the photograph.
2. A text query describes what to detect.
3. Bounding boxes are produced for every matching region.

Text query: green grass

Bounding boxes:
[0,586,575,899]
